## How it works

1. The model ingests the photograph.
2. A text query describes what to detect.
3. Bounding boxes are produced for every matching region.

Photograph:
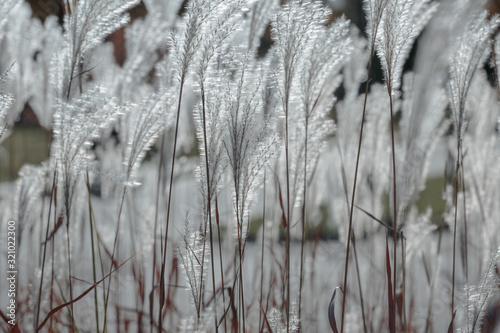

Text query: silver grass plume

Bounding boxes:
[169,0,226,85]
[222,53,280,234]
[375,0,437,93]
[462,248,500,332]
[195,0,247,84]
[194,0,248,222]
[363,0,389,47]
[286,14,350,224]
[52,85,121,217]
[51,0,139,99]
[194,93,226,222]
[448,10,499,140]
[298,14,351,181]
[120,93,173,187]
[272,0,330,112]
[271,0,332,228]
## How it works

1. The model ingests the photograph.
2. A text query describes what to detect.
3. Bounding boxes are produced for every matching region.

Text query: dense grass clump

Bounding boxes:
[1,0,500,332]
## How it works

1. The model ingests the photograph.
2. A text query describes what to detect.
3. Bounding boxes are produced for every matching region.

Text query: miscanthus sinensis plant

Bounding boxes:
[3,0,500,332]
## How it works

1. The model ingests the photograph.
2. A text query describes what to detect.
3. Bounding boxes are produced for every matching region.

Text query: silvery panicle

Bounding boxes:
[375,0,437,94]
[299,14,351,155]
[283,15,351,216]
[462,248,500,333]
[363,0,389,47]
[222,53,280,232]
[193,93,227,221]
[448,10,499,141]
[50,0,139,100]
[193,0,252,215]
[195,0,248,86]
[169,0,226,86]
[120,92,173,187]
[270,0,331,230]
[52,85,121,217]
[271,0,330,112]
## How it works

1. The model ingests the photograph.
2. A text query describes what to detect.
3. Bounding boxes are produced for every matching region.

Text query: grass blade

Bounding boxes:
[328,288,339,333]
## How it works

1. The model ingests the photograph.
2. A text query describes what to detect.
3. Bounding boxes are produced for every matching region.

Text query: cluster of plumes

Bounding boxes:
[2,0,500,331]
[52,0,140,99]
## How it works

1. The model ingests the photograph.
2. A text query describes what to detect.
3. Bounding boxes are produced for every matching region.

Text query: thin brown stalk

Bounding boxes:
[451,139,462,332]
[104,187,128,330]
[401,231,407,331]
[49,195,56,332]
[159,82,185,332]
[259,173,267,331]
[200,87,218,332]
[298,118,308,332]
[340,43,376,333]
[338,144,368,333]
[461,150,469,331]
[85,171,100,332]
[64,207,76,331]
[387,77,398,333]
[284,71,291,333]
[215,196,227,332]
[150,134,165,332]
[235,192,246,333]
[352,233,368,333]
[35,170,57,332]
